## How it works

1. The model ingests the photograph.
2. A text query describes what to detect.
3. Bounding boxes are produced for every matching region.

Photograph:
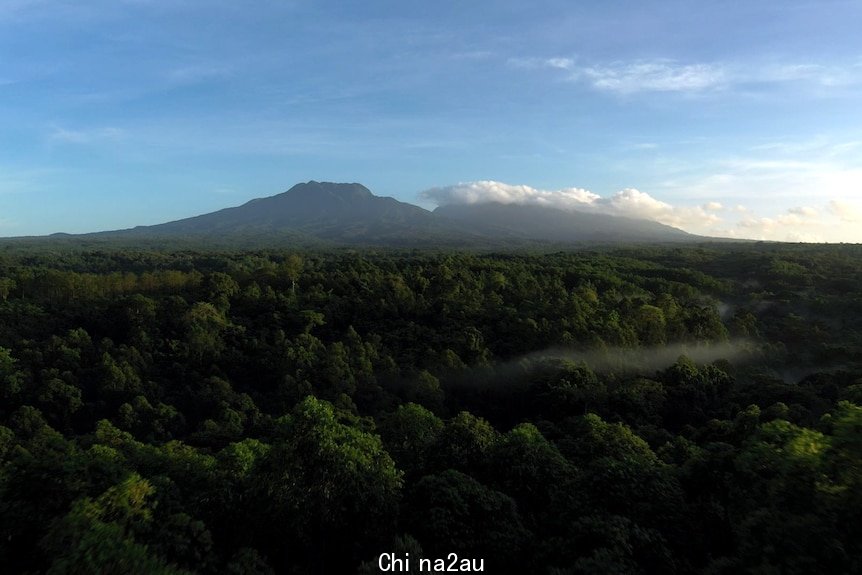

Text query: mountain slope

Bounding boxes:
[433,202,693,243]
[154,182,423,230]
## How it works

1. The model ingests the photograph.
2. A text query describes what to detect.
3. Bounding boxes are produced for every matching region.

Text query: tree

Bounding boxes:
[429,411,498,474]
[379,402,444,478]
[0,347,24,409]
[558,413,656,464]
[41,474,189,575]
[203,272,239,311]
[251,397,402,572]
[531,361,603,420]
[0,277,14,301]
[486,423,573,522]
[404,470,530,569]
[183,302,229,361]
[634,303,667,345]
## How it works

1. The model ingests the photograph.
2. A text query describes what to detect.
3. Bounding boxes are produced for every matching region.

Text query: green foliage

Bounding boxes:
[429,411,498,474]
[42,475,189,575]
[558,413,657,464]
[252,396,402,570]
[404,469,530,566]
[379,402,444,477]
[0,244,860,573]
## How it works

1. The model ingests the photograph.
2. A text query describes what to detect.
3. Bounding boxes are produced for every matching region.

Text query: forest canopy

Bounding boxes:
[1,243,861,573]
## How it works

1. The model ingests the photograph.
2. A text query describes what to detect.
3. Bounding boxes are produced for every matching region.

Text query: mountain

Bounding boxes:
[150,182,424,231]
[433,202,693,243]
[80,181,699,247]
[110,181,475,246]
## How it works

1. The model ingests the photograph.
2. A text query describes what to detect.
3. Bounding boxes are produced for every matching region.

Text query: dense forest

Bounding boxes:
[1,243,861,574]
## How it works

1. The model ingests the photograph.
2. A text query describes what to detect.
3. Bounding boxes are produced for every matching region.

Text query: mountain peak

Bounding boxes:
[280,181,374,201]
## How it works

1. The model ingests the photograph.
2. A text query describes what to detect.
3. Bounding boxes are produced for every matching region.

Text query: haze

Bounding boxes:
[2,0,861,241]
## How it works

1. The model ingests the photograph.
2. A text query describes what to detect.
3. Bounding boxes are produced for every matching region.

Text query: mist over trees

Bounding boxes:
[0,243,861,573]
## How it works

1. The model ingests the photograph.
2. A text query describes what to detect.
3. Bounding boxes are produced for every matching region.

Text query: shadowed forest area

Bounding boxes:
[1,243,861,573]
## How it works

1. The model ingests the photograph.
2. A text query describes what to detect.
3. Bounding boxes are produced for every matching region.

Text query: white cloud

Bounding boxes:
[507,57,576,71]
[423,180,598,209]
[421,180,722,233]
[595,188,672,219]
[760,63,862,88]
[640,135,862,242]
[509,56,728,94]
[713,203,862,242]
[735,224,824,243]
[787,206,818,217]
[731,208,825,241]
[596,188,722,230]
[829,200,862,222]
[577,60,727,94]
[422,180,862,242]
[514,55,862,96]
[545,57,575,70]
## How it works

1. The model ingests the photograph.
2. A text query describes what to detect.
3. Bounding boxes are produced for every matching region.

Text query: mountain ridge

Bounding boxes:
[25,181,706,247]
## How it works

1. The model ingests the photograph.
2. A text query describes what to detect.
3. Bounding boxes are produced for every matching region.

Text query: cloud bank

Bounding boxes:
[422,180,720,232]
[421,180,862,242]
[423,180,599,209]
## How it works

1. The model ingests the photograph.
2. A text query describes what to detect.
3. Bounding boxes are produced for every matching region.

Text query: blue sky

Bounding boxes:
[2,0,862,240]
